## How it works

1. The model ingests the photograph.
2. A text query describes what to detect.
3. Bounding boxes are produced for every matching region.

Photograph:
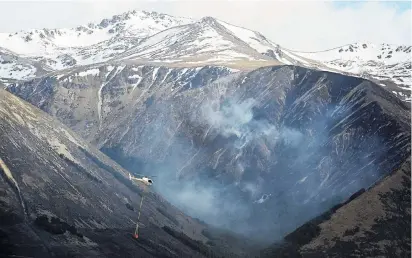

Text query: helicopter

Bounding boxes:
[128,173,156,186]
[127,172,157,239]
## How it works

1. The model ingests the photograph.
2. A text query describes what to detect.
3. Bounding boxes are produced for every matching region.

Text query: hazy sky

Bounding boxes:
[0,0,410,51]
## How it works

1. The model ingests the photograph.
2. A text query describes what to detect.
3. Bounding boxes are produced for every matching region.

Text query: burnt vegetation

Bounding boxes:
[59,153,103,184]
[156,207,180,226]
[34,215,83,238]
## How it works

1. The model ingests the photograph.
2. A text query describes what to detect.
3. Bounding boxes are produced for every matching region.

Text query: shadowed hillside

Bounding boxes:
[260,157,411,257]
[0,89,257,258]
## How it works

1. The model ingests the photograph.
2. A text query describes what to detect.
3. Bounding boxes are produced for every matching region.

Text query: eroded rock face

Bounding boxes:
[6,65,411,242]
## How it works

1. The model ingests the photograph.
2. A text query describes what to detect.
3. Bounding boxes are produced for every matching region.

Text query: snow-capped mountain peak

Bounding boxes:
[284,42,411,91]
[0,10,194,77]
[292,42,411,64]
[216,19,277,54]
[0,9,410,102]
[91,10,193,41]
[113,15,279,68]
[0,9,192,54]
[198,16,219,25]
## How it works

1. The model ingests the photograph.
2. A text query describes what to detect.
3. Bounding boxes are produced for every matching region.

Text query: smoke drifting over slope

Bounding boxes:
[122,79,398,242]
[121,92,311,236]
[200,97,304,151]
[10,63,409,243]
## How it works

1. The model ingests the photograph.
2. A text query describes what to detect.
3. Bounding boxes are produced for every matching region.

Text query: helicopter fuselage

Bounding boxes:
[130,176,153,186]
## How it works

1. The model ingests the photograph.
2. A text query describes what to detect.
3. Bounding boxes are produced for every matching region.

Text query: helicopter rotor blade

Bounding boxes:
[132,173,147,177]
[131,173,158,178]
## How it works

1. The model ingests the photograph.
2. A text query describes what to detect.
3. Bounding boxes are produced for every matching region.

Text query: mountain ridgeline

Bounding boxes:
[7,63,411,244]
[0,10,410,102]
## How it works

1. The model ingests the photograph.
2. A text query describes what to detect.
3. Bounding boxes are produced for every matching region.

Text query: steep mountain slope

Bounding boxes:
[0,89,256,258]
[261,157,410,257]
[7,64,411,242]
[6,64,236,142]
